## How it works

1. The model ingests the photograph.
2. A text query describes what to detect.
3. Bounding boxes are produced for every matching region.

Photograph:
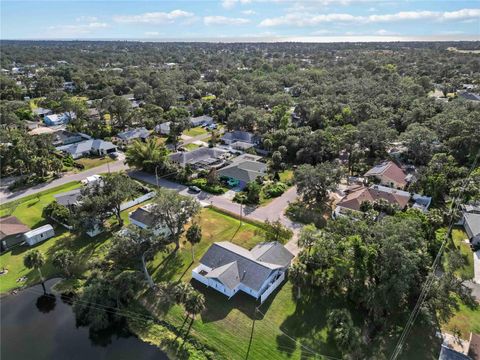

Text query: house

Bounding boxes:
[156,122,171,135]
[63,81,76,92]
[192,241,294,303]
[116,127,150,144]
[169,147,229,169]
[52,130,90,146]
[218,155,267,189]
[364,161,409,190]
[54,188,83,209]
[221,131,257,146]
[24,225,55,246]
[462,210,480,246]
[44,112,76,126]
[32,107,52,118]
[458,91,480,102]
[190,115,214,127]
[438,344,472,360]
[334,184,431,218]
[56,139,117,159]
[128,204,171,237]
[0,216,31,251]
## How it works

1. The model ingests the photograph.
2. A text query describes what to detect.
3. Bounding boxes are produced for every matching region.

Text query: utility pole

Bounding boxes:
[155,165,160,188]
[240,202,243,226]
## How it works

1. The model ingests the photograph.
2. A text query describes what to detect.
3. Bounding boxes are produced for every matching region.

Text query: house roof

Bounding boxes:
[190,115,213,125]
[458,91,480,102]
[56,139,116,156]
[464,212,480,239]
[199,241,292,292]
[54,189,82,206]
[169,147,227,167]
[24,224,54,238]
[0,216,31,240]
[222,131,256,144]
[439,345,472,360]
[250,242,295,268]
[468,333,480,360]
[129,207,156,228]
[337,185,410,212]
[364,161,408,187]
[218,160,266,184]
[117,127,150,141]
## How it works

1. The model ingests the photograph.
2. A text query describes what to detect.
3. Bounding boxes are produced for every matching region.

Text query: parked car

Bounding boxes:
[109,152,119,159]
[188,186,201,193]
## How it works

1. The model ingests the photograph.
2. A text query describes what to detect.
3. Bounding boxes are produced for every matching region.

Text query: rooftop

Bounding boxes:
[0,216,31,240]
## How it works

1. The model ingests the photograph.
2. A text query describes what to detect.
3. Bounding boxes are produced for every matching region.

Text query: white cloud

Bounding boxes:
[46,22,108,37]
[144,31,160,36]
[113,10,193,24]
[374,29,399,36]
[259,8,480,27]
[241,10,256,15]
[204,16,250,25]
[221,0,252,9]
[75,16,98,22]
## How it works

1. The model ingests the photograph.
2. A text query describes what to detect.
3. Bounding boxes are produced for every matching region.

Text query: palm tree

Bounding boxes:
[186,223,202,261]
[125,138,168,173]
[184,291,205,320]
[24,250,47,294]
[52,249,74,278]
[289,262,308,299]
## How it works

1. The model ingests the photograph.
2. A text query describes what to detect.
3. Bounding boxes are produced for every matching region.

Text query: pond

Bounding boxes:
[1,279,168,360]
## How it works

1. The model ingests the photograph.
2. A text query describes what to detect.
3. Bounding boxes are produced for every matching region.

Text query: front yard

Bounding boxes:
[184,126,208,137]
[75,156,115,171]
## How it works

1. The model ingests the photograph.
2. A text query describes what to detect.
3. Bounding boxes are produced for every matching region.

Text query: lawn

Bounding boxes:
[75,156,114,171]
[0,181,145,294]
[442,297,480,338]
[184,143,200,151]
[184,126,208,137]
[444,228,474,280]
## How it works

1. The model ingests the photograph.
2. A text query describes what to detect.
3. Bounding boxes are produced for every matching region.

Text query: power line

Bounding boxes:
[389,150,480,360]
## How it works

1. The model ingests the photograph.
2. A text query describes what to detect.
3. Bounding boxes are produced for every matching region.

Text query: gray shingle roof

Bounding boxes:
[222,131,256,144]
[54,189,82,206]
[464,212,480,239]
[250,242,295,268]
[129,207,156,228]
[199,241,292,291]
[218,160,266,184]
[117,127,150,141]
[169,147,227,167]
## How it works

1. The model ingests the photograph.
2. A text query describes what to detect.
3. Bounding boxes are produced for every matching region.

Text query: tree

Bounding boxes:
[101,173,141,226]
[269,151,283,173]
[327,309,362,356]
[125,138,169,173]
[400,123,439,165]
[184,290,206,320]
[206,167,219,186]
[357,119,396,158]
[294,162,343,208]
[24,250,46,294]
[298,224,319,255]
[256,219,292,243]
[168,118,190,151]
[102,95,131,129]
[289,262,308,299]
[245,181,262,205]
[52,249,74,277]
[108,226,166,288]
[186,223,202,261]
[150,189,201,251]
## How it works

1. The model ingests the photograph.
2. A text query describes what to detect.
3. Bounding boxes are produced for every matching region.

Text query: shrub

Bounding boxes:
[44,201,71,225]
[263,182,287,198]
[189,178,226,195]
[286,201,325,228]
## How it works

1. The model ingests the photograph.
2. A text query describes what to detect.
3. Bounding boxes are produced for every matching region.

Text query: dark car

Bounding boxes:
[188,186,201,193]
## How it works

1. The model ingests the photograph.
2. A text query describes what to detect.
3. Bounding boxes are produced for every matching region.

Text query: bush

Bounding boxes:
[233,192,247,204]
[263,182,287,198]
[44,201,71,225]
[189,178,226,195]
[286,201,326,228]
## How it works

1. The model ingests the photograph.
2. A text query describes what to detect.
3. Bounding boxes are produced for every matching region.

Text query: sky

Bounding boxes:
[1,0,479,41]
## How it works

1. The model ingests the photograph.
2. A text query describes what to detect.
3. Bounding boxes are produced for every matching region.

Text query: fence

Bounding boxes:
[119,191,156,211]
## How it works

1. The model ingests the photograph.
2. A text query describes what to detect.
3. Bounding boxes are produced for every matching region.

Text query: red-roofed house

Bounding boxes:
[364,161,409,190]
[0,216,31,251]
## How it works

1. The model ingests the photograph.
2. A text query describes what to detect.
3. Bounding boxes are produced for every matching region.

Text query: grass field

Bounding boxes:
[75,156,114,171]
[184,143,200,151]
[184,126,208,137]
[444,228,474,280]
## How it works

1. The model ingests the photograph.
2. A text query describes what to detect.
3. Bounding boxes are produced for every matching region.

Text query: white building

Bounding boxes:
[192,241,294,303]
[128,204,171,237]
[24,225,55,246]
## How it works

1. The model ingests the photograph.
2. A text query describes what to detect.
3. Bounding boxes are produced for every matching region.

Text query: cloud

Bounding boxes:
[221,0,252,9]
[46,22,108,37]
[259,8,480,27]
[75,16,98,22]
[374,29,399,36]
[204,16,250,25]
[144,31,160,36]
[113,10,193,24]
[241,10,256,15]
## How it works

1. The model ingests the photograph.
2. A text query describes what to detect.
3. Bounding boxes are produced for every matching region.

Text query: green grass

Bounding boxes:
[184,127,208,137]
[444,228,474,280]
[184,143,200,151]
[442,297,480,338]
[75,156,114,171]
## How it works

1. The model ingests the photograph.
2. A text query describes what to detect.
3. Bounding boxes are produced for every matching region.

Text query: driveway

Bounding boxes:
[0,159,128,204]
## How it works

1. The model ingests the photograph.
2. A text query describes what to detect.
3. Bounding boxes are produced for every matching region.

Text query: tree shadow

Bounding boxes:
[35,293,57,313]
[151,252,185,283]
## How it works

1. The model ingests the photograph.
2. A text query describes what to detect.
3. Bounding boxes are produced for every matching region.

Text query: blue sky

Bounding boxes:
[1,0,479,41]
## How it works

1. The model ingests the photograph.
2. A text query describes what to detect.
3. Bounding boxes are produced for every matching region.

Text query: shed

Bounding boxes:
[24,225,55,246]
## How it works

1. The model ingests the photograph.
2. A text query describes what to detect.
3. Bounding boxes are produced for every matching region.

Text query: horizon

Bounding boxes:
[1,1,479,41]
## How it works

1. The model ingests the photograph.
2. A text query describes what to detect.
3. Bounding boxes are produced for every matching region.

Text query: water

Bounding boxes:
[1,279,168,360]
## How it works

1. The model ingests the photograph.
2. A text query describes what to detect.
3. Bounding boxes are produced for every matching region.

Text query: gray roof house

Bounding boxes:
[464,212,480,246]
[116,127,150,143]
[192,241,294,303]
[218,158,267,187]
[169,147,228,169]
[128,204,171,237]
[156,122,171,135]
[56,139,117,159]
[190,115,214,127]
[221,131,257,146]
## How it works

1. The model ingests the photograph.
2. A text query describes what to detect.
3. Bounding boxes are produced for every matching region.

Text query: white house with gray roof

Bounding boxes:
[460,204,480,246]
[192,241,294,303]
[56,139,117,159]
[221,131,257,146]
[169,147,229,169]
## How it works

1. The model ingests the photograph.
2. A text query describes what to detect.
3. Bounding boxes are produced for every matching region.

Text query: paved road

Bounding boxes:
[0,159,128,204]
[129,170,302,255]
